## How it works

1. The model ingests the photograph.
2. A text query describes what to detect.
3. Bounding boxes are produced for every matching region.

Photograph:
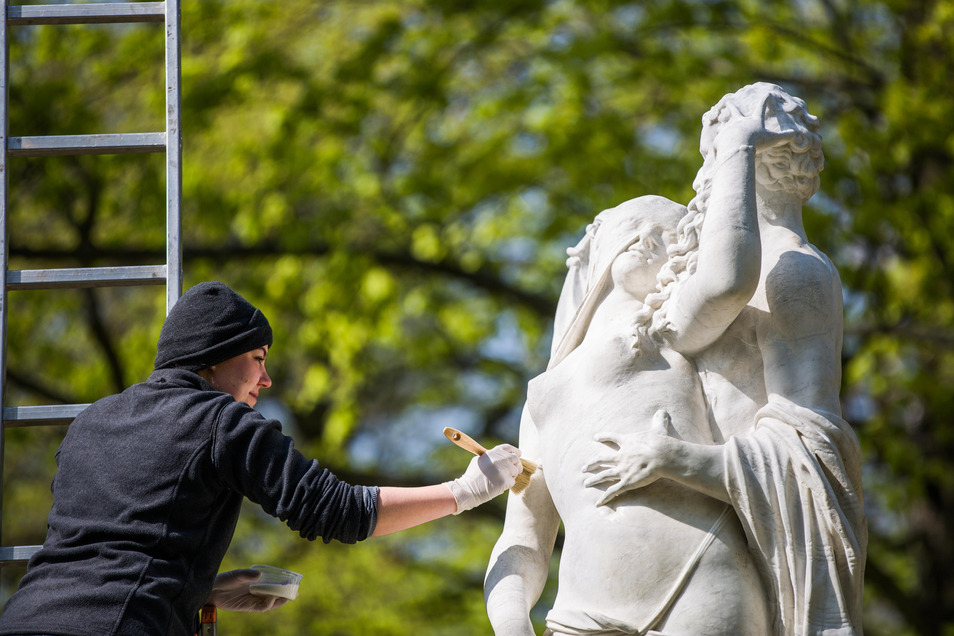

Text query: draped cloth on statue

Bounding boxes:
[723,396,867,636]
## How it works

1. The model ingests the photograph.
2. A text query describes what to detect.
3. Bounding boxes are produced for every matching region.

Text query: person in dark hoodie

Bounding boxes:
[0,281,522,636]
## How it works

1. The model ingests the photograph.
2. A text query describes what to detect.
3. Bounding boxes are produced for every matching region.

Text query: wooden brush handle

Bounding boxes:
[443,427,488,456]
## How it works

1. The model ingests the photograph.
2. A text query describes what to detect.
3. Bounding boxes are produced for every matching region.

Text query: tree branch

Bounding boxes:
[5,367,80,405]
[83,288,127,393]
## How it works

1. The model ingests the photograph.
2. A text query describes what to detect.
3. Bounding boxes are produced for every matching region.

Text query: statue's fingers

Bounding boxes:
[768,128,798,147]
[583,449,618,469]
[582,459,610,473]
[597,483,625,506]
[583,471,616,488]
[582,457,617,475]
[723,101,745,121]
[758,92,777,120]
[757,95,799,143]
[593,433,621,447]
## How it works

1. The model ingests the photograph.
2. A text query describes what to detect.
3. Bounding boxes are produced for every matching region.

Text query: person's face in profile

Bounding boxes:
[201,345,272,407]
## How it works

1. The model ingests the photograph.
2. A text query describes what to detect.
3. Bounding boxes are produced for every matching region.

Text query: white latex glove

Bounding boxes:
[207,569,290,612]
[445,444,522,514]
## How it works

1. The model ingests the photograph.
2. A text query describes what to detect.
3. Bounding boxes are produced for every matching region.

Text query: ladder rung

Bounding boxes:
[7,265,168,290]
[0,545,42,567]
[7,2,166,26]
[7,132,166,157]
[3,404,91,427]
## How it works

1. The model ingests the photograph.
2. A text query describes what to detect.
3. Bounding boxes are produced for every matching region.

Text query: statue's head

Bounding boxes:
[588,198,683,291]
[550,198,686,366]
[699,82,824,203]
[629,85,822,346]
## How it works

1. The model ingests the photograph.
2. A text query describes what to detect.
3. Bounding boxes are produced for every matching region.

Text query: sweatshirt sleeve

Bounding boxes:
[210,401,378,544]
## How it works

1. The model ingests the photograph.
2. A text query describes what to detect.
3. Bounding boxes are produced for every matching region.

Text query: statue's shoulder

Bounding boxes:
[759,239,842,339]
[764,239,839,292]
[610,194,688,217]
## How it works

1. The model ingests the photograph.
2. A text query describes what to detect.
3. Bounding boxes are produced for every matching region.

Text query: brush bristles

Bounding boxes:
[510,458,539,494]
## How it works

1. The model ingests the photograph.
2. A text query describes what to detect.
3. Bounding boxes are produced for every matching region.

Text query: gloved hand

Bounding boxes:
[445,444,522,514]
[206,569,290,612]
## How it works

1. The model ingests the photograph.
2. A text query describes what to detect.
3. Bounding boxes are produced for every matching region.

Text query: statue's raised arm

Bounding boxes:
[636,90,808,355]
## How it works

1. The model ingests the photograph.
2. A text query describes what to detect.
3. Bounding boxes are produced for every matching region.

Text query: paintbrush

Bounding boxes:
[442,427,538,495]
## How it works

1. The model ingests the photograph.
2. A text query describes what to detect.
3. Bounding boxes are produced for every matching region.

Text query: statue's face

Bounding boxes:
[611,235,667,301]
[596,211,670,301]
[699,119,719,161]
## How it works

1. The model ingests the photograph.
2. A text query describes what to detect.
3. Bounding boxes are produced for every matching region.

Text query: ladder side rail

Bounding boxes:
[165,0,182,311]
[0,3,178,568]
[0,0,10,551]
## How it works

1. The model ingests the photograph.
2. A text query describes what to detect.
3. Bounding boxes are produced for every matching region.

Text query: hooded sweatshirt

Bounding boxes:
[0,368,378,636]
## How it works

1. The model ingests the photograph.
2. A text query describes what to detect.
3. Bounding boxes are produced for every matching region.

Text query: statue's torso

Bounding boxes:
[527,330,766,632]
[694,305,767,441]
[695,237,843,441]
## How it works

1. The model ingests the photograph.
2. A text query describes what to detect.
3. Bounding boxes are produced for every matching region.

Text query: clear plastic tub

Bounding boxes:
[248,564,303,600]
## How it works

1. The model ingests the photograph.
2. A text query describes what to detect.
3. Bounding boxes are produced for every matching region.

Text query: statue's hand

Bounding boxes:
[583,410,674,506]
[714,93,799,157]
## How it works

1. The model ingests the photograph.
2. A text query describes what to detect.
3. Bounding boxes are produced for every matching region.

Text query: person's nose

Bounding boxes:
[260,369,272,388]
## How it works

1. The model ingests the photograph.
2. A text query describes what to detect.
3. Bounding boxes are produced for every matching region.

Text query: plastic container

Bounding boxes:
[248,564,303,600]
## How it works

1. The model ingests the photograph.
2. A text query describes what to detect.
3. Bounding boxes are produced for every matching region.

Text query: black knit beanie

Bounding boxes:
[154,281,273,371]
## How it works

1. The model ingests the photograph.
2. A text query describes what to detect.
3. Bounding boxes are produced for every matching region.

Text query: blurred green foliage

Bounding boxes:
[2,0,953,634]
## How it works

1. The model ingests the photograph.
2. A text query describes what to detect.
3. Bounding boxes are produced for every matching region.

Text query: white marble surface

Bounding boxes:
[485,83,866,636]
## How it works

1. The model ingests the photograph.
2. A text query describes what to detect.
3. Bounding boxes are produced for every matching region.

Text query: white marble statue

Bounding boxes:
[485,83,867,636]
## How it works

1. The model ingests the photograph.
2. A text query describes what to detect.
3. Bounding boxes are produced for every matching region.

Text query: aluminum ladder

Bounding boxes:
[0,0,183,568]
